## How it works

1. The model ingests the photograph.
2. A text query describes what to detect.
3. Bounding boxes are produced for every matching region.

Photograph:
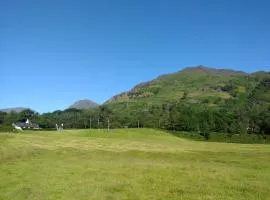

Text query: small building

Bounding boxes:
[13,118,40,130]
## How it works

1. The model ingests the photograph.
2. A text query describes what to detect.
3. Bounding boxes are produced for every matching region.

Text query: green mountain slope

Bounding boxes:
[106,66,269,106]
[249,74,270,102]
[99,66,269,134]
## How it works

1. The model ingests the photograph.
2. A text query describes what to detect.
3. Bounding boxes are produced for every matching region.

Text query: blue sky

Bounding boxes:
[1,0,269,113]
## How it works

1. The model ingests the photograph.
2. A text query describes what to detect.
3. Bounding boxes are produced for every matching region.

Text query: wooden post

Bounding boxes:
[108,118,110,132]
[89,117,92,129]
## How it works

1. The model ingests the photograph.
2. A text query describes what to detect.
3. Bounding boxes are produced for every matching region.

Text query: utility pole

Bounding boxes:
[108,118,110,132]
[89,117,92,129]
[98,118,100,131]
[137,120,140,128]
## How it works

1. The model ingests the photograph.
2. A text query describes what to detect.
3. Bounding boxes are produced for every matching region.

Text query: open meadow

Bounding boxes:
[0,129,270,200]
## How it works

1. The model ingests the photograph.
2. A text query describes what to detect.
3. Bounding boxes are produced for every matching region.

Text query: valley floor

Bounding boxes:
[0,129,270,200]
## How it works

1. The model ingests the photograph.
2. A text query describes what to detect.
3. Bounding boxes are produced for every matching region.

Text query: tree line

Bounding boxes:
[0,98,269,136]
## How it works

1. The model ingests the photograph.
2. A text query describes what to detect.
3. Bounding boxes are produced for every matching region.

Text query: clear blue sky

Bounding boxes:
[1,0,269,113]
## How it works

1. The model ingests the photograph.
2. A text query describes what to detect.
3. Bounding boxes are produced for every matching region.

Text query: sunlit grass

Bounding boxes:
[0,129,270,199]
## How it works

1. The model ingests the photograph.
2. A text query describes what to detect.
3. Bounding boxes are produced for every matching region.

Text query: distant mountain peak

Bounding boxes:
[0,107,30,113]
[182,65,248,76]
[69,99,99,109]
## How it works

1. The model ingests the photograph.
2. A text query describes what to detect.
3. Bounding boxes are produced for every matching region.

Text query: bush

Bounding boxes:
[0,124,13,132]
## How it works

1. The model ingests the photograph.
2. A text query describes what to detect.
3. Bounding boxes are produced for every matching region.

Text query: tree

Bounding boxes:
[20,109,36,120]
[0,112,7,124]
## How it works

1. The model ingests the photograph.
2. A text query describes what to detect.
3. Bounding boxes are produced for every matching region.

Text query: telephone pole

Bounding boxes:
[98,118,100,131]
[108,118,110,132]
[137,120,140,128]
[89,117,92,129]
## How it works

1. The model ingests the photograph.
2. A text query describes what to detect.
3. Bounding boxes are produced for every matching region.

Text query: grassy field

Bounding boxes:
[0,129,270,200]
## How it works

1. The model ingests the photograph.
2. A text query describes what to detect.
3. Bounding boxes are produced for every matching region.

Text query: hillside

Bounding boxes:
[106,66,269,106]
[96,66,270,134]
[69,99,99,109]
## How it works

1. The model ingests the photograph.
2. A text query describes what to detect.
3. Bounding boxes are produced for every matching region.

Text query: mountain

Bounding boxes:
[106,65,269,106]
[102,65,269,133]
[69,99,99,109]
[0,107,30,113]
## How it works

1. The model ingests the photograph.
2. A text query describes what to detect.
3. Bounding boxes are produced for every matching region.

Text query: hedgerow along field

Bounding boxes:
[0,129,270,200]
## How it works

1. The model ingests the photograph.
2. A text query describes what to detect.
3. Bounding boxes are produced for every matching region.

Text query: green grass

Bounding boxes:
[1,129,270,200]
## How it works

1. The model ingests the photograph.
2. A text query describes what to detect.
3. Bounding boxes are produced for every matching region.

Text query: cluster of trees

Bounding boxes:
[0,107,111,130]
[0,99,269,136]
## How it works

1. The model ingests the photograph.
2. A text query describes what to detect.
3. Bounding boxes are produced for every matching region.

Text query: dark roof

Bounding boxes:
[15,122,39,129]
